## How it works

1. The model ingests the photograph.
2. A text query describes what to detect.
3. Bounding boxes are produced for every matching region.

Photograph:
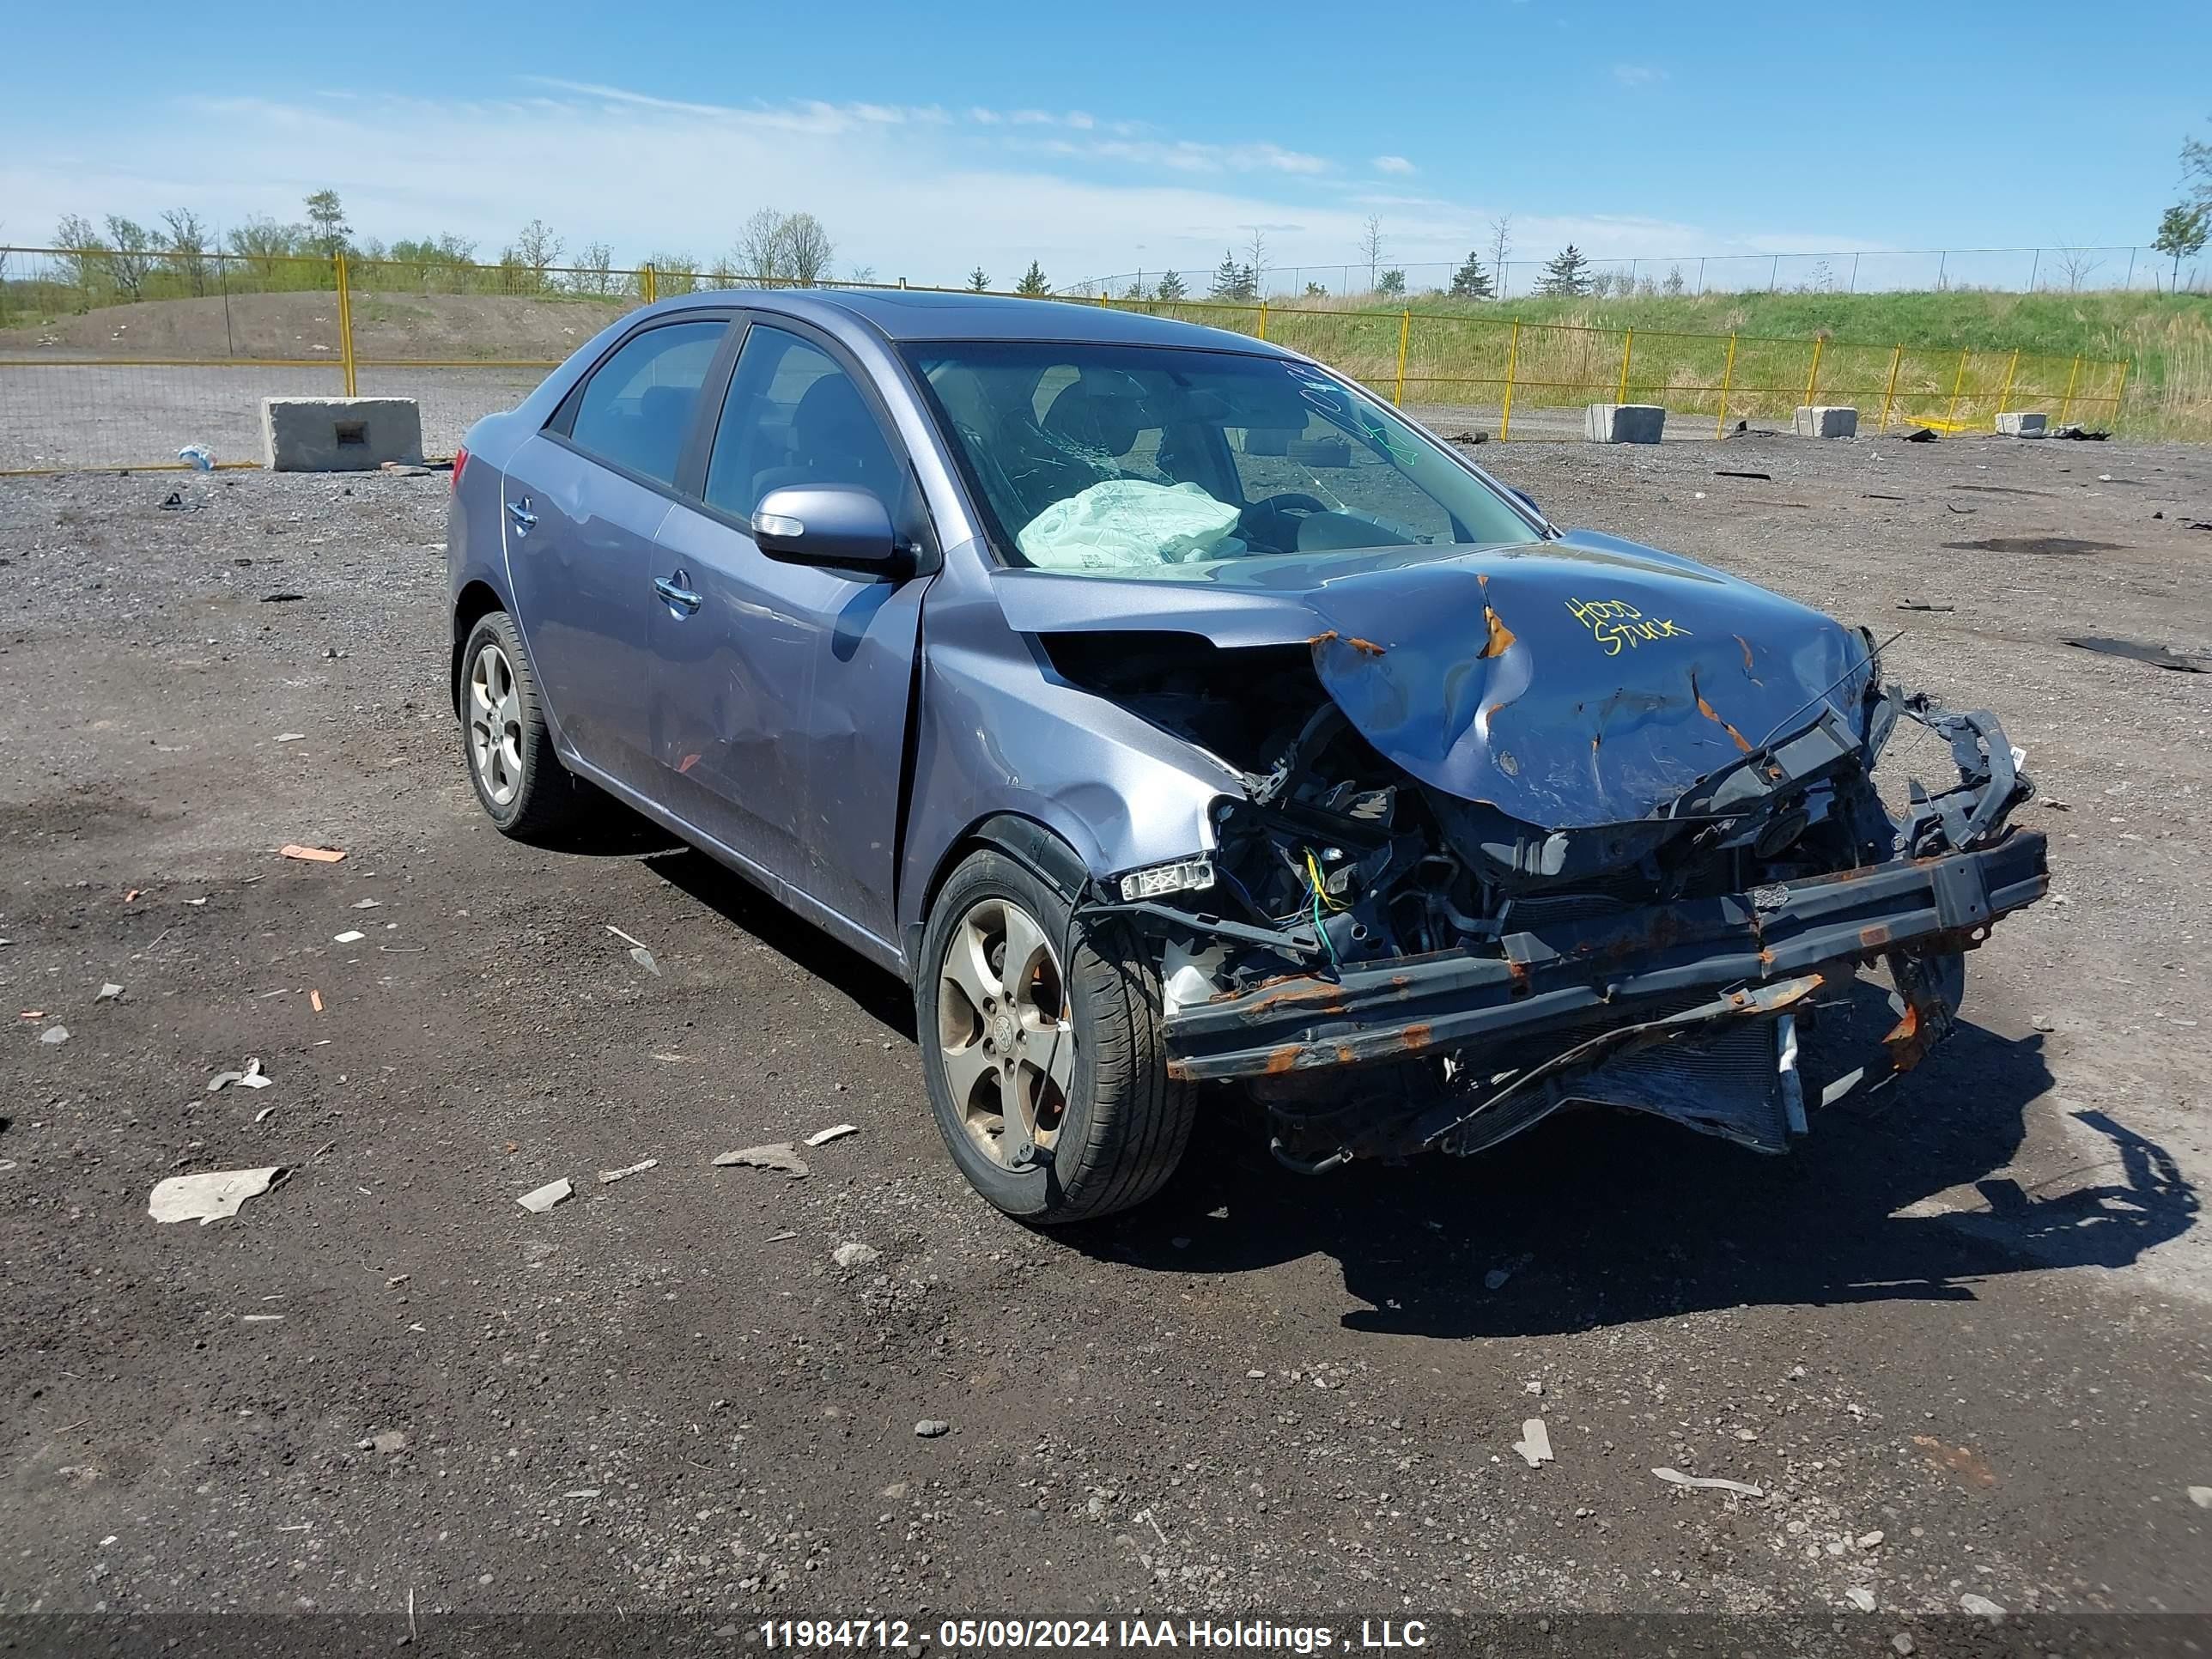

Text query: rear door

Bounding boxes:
[648,319,931,949]
[501,313,731,798]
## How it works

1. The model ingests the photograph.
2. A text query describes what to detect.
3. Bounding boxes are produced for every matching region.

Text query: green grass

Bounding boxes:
[1376,289,2211,437]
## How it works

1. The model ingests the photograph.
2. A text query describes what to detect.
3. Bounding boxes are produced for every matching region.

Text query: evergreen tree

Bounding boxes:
[1538,244,1592,295]
[1014,260,1050,296]
[1154,269,1188,301]
[1210,249,1255,301]
[967,266,991,292]
[1447,250,1493,299]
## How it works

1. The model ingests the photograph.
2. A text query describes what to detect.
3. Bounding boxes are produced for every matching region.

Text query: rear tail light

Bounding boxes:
[451,446,470,494]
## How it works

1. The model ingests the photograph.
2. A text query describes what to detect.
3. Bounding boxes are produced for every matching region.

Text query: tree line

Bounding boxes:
[15,191,857,307]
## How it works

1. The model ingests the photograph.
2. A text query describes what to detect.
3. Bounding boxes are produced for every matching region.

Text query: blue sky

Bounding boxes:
[3,0,2203,289]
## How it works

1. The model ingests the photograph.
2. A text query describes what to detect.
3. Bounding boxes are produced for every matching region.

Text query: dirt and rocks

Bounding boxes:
[2,431,2209,1638]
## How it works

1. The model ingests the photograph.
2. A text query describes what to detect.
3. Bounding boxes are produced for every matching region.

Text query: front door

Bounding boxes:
[648,320,929,950]
[500,314,728,798]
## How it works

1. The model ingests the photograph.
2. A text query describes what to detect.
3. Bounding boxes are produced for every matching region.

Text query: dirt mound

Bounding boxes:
[0,289,632,364]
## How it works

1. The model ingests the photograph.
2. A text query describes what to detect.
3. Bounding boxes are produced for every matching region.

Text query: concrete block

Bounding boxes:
[1995,411,2048,438]
[1583,403,1666,444]
[1793,404,1859,439]
[260,397,423,471]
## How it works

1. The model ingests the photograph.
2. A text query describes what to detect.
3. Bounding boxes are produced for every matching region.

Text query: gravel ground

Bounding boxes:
[3,433,2210,1643]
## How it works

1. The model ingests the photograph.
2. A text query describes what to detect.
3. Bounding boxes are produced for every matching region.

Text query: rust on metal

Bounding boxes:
[1263,1045,1303,1076]
[1399,1023,1433,1054]
[1882,1000,1932,1071]
[1308,629,1388,658]
[1476,573,1518,660]
[1690,671,1755,754]
[1244,981,1351,1018]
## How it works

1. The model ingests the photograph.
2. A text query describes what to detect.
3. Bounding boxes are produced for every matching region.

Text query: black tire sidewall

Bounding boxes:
[459,611,556,834]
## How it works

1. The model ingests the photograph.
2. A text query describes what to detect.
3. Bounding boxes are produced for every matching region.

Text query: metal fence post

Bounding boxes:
[1714,333,1738,438]
[1256,300,1268,341]
[641,263,658,305]
[2112,359,2130,426]
[1499,320,1522,441]
[1880,344,1904,430]
[1616,328,1633,404]
[1994,348,2020,414]
[1393,309,1410,406]
[1802,336,1824,408]
[1946,348,1970,428]
[2057,355,2082,426]
[334,252,357,398]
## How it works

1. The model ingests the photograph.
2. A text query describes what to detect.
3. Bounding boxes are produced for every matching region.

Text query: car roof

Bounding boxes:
[651,286,1296,354]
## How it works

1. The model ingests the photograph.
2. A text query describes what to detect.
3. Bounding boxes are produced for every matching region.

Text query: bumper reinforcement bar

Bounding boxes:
[1162,831,2048,1083]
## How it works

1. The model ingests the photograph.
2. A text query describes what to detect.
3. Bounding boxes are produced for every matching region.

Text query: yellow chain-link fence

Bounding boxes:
[0,246,2131,472]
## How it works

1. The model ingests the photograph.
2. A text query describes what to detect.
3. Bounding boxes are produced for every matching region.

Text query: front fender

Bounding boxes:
[896,558,1240,954]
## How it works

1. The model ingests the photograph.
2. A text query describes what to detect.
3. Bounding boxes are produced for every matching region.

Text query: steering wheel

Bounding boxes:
[1239,491,1332,552]
[1245,491,1331,519]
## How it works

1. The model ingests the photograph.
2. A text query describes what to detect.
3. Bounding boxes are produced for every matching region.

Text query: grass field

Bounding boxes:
[1346,289,2212,438]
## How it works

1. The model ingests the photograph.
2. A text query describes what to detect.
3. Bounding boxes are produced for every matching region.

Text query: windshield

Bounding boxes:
[903,340,1543,575]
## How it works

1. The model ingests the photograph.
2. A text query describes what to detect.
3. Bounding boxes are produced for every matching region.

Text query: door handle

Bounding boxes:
[653,573,702,614]
[505,497,537,536]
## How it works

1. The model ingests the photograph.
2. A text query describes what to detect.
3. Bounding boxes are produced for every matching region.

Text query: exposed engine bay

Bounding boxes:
[1047,606,2046,1173]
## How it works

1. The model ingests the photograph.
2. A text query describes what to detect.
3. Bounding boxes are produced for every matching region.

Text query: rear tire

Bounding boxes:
[459,611,588,842]
[918,849,1194,1224]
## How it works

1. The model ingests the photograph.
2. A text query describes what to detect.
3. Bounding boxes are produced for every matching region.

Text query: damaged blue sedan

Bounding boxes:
[446,290,2047,1222]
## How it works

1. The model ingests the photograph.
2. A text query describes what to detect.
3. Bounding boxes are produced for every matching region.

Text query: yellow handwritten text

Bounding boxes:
[1565,596,1693,657]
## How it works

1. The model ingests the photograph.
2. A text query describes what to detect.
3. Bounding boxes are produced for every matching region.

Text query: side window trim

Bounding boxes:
[694,311,921,540]
[541,311,735,501]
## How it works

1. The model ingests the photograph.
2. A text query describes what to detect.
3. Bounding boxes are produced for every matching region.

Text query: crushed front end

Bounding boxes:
[1054,551,2048,1170]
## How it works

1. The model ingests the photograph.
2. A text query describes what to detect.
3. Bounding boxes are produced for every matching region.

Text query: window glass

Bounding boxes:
[705,325,903,519]
[565,319,726,486]
[904,341,1541,576]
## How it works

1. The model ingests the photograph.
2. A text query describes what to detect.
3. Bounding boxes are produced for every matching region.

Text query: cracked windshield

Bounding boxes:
[908,341,1543,573]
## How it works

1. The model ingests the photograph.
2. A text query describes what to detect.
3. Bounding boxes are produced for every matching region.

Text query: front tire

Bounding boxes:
[459,611,586,841]
[918,849,1194,1224]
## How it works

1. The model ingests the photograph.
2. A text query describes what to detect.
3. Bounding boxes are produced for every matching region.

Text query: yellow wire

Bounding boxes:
[1305,850,1348,911]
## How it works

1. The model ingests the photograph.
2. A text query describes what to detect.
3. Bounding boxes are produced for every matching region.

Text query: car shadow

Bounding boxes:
[1066,975,2197,1339]
[551,842,2196,1337]
[647,847,920,1041]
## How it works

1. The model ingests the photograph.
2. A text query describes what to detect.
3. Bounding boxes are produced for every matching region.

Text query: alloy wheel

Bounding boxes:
[936,896,1074,1169]
[467,641,525,807]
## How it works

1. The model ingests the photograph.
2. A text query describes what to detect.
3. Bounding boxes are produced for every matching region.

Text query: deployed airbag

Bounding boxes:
[1017,479,1243,571]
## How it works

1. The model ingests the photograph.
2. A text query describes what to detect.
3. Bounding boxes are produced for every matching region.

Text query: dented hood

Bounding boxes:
[993,534,1872,829]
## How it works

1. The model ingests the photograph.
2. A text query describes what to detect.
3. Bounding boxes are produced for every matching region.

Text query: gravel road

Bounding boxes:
[3,432,2209,1647]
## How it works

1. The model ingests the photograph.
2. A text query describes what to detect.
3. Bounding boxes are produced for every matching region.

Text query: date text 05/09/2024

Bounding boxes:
[758,1620,1431,1650]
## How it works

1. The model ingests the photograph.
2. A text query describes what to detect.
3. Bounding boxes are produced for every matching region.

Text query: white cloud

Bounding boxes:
[0,80,1866,290]
[1611,64,1664,87]
[1040,137,1329,176]
[1371,155,1416,175]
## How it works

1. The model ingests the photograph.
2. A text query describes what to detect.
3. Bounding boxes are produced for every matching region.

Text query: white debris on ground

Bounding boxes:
[713,1143,809,1177]
[516,1177,574,1213]
[1512,1419,1553,1468]
[1652,1466,1764,1497]
[804,1124,859,1146]
[149,1167,282,1224]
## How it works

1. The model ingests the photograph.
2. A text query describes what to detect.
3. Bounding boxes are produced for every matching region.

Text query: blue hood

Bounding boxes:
[993,533,1873,830]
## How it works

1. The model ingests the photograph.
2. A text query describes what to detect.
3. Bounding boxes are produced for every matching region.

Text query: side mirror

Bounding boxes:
[1508,487,1543,520]
[753,484,902,576]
